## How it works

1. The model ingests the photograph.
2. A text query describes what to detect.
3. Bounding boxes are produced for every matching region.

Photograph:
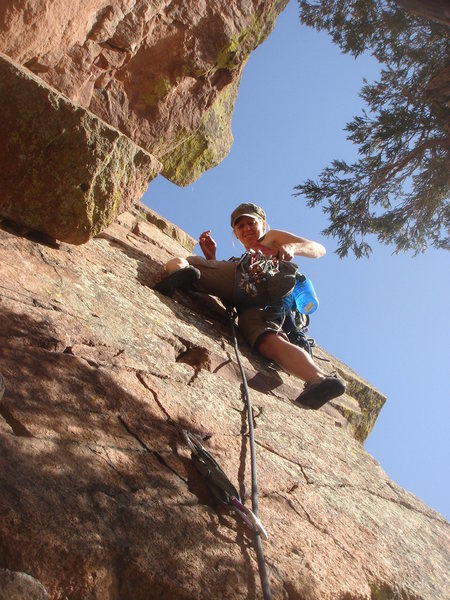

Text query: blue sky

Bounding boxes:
[143,1,449,519]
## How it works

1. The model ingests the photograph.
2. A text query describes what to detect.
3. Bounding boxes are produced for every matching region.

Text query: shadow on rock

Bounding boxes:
[0,308,250,599]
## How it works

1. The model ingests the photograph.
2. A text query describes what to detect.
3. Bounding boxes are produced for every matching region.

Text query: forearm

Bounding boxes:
[292,240,326,259]
[264,230,326,259]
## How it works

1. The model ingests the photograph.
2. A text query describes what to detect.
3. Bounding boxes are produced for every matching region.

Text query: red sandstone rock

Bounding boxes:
[0,0,289,185]
[0,205,447,599]
[0,53,162,244]
[0,1,289,243]
[0,569,48,600]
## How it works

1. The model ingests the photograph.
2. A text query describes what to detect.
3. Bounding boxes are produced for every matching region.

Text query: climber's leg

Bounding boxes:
[238,306,346,410]
[256,332,324,383]
[257,332,346,409]
[154,263,200,296]
[155,256,236,300]
[165,257,189,273]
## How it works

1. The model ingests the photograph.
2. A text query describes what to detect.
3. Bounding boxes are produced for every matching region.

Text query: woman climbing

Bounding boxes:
[155,202,346,409]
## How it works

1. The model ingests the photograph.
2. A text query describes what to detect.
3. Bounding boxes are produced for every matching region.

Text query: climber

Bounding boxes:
[154,202,346,409]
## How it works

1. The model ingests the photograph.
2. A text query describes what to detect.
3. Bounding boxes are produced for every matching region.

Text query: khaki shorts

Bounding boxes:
[187,256,286,349]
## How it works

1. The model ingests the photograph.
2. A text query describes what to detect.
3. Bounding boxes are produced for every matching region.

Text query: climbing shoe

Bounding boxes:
[296,376,346,410]
[154,266,201,296]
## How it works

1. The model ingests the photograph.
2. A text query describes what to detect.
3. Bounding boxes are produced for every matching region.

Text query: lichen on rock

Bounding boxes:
[0,1,293,243]
[161,78,240,186]
[0,52,162,244]
[0,0,290,186]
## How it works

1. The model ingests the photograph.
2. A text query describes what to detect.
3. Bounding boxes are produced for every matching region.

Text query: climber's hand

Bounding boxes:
[199,230,217,260]
[277,244,295,261]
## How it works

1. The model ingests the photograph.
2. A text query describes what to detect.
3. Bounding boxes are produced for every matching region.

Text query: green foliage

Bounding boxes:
[294,0,449,257]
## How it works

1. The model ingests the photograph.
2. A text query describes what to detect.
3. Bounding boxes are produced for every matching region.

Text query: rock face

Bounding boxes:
[0,1,288,243]
[0,53,161,244]
[0,0,288,186]
[0,569,48,600]
[0,206,448,599]
[395,0,450,25]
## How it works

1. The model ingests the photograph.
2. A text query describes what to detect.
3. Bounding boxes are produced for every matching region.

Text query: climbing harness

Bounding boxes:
[233,250,316,357]
[233,249,297,304]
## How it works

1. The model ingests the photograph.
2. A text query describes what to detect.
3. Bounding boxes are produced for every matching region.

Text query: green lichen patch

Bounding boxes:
[161,128,215,187]
[0,54,162,244]
[161,79,240,186]
[132,203,196,252]
[142,75,172,108]
[159,1,289,184]
[369,581,407,600]
[330,366,386,443]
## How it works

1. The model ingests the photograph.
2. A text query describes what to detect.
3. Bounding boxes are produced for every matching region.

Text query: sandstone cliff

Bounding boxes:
[0,0,288,186]
[0,2,449,597]
[0,0,288,244]
[0,206,448,599]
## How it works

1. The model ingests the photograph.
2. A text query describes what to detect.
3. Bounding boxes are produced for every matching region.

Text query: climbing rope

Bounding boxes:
[226,305,272,600]
[183,306,272,599]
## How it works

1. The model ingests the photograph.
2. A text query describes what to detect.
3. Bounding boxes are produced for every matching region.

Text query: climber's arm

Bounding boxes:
[262,230,326,260]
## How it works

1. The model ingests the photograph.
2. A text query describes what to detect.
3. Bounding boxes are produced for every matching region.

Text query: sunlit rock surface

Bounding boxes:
[0,569,48,600]
[0,0,289,185]
[0,205,447,599]
[0,1,289,243]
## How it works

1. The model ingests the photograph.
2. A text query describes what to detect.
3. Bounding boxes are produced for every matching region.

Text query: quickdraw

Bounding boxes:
[183,431,268,539]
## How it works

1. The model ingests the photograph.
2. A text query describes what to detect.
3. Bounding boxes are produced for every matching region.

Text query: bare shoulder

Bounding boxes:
[264,229,305,244]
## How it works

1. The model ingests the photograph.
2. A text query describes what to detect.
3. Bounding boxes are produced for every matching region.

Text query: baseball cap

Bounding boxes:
[230,203,266,227]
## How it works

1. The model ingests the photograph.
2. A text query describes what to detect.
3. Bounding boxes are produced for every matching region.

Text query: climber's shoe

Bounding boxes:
[296,376,346,410]
[154,266,201,297]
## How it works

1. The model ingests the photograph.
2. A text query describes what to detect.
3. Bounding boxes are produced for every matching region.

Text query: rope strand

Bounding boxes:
[228,312,272,600]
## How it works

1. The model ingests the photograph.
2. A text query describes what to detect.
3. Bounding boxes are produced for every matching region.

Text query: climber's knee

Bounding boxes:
[165,257,189,273]
[256,332,281,360]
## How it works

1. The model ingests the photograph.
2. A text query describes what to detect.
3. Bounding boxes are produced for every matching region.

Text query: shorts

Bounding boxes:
[187,256,236,301]
[187,256,287,349]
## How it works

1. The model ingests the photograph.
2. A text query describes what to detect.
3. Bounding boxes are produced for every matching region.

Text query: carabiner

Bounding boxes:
[183,430,269,539]
[231,497,269,540]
